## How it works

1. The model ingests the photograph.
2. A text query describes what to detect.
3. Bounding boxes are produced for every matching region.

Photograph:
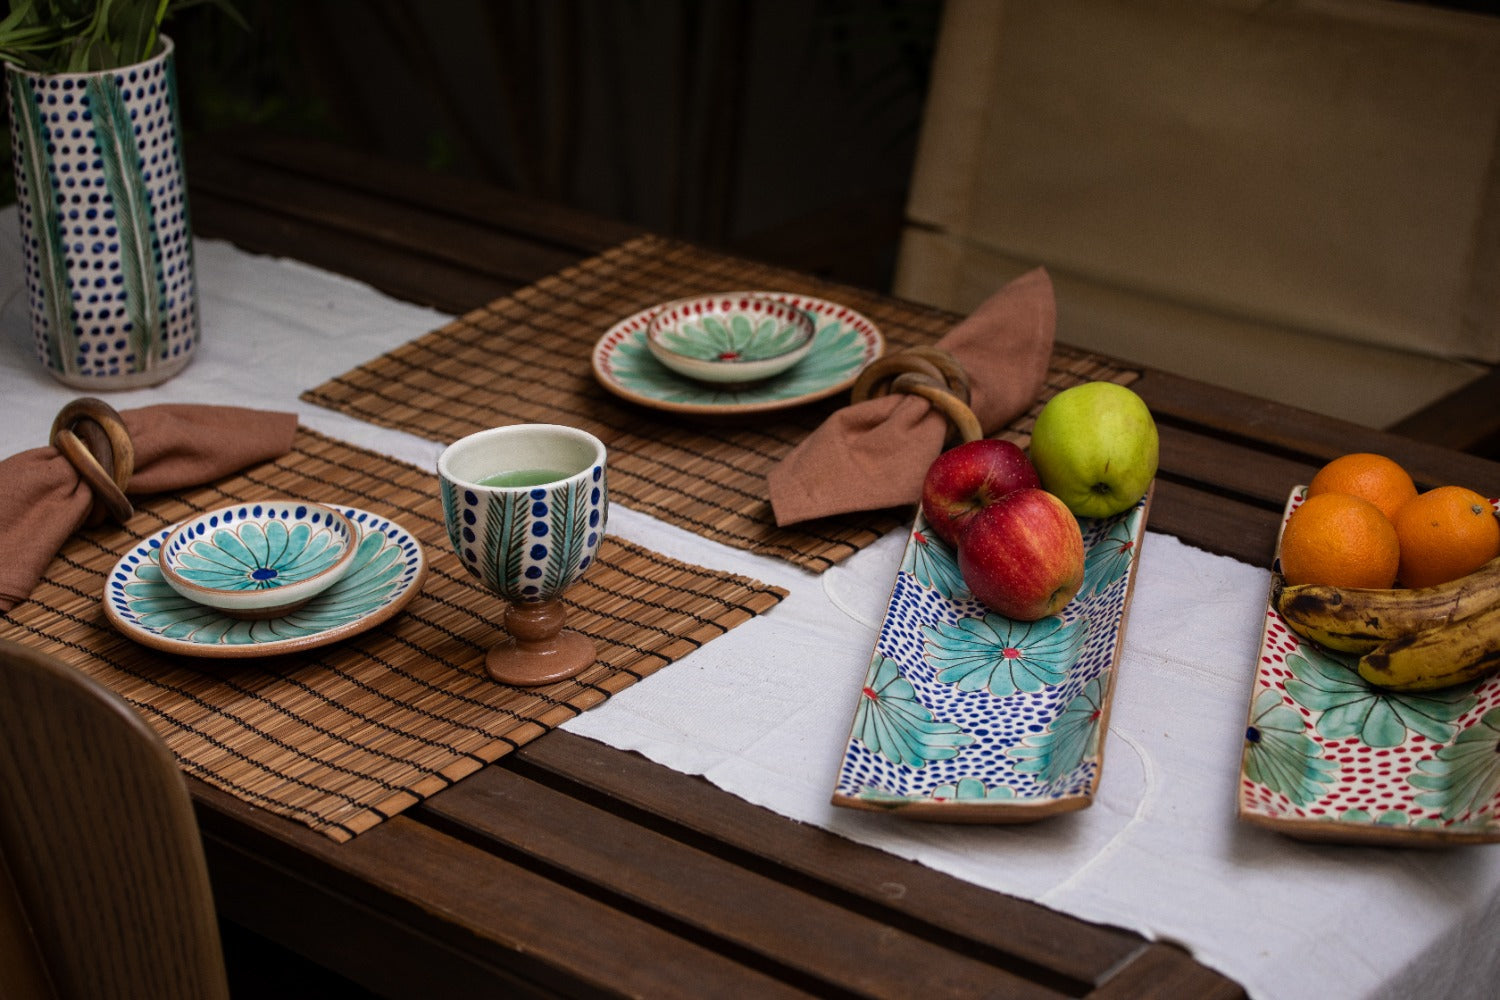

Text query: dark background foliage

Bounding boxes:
[4,0,942,289]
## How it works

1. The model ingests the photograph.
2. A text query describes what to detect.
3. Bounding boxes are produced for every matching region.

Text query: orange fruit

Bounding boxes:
[1279,492,1400,589]
[1393,486,1500,588]
[1306,452,1417,524]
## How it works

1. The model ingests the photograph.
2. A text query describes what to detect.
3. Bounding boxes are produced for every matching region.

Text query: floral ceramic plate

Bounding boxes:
[591,292,884,416]
[103,507,426,658]
[831,489,1151,822]
[1238,487,1500,846]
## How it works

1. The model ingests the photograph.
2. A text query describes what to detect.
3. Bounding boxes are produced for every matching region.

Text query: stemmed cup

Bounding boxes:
[438,424,608,686]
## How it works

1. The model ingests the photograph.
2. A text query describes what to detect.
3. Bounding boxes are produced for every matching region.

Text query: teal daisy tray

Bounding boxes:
[831,487,1152,822]
[1238,487,1500,846]
[591,292,884,417]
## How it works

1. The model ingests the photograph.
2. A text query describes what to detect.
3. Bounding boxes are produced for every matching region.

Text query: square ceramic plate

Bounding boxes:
[1237,487,1500,846]
[831,489,1151,822]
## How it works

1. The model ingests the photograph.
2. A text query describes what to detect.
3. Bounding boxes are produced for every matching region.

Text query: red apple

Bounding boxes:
[957,488,1085,621]
[920,439,1041,546]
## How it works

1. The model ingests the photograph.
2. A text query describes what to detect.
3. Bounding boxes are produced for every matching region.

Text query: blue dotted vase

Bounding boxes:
[4,36,198,389]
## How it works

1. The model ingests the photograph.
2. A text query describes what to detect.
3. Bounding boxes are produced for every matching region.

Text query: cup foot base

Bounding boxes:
[485,630,595,686]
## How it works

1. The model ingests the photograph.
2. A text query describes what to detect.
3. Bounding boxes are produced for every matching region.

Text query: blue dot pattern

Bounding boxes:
[441,462,608,602]
[105,507,425,652]
[4,38,197,384]
[833,494,1149,814]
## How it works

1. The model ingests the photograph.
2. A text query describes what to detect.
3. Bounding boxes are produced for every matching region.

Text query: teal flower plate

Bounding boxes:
[831,488,1151,822]
[103,507,426,658]
[1238,487,1500,846]
[592,292,884,416]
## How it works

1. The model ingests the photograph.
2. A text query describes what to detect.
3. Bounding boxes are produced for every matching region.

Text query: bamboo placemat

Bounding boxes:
[302,235,1139,572]
[0,428,786,842]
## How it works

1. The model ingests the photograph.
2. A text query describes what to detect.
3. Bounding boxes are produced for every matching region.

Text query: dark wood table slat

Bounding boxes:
[190,193,518,311]
[1084,942,1247,1000]
[187,145,586,292]
[499,730,1193,991]
[421,766,1069,1000]
[1134,369,1500,494]
[198,130,644,256]
[193,787,811,1000]
[1390,366,1500,458]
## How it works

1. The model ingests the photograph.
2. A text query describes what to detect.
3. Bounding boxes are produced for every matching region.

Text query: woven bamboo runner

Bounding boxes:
[302,235,1139,571]
[0,428,786,842]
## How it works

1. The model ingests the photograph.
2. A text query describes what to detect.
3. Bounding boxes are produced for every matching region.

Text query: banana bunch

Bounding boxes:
[1273,556,1500,691]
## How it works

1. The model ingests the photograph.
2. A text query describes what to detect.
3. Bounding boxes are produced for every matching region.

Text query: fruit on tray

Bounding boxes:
[1393,485,1500,589]
[1356,600,1500,692]
[1028,381,1158,519]
[919,438,1040,546]
[956,487,1085,621]
[1278,492,1401,589]
[1274,451,1500,691]
[1306,451,1417,524]
[1273,555,1500,654]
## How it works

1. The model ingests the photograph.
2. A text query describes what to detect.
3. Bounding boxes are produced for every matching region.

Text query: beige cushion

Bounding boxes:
[895,0,1500,427]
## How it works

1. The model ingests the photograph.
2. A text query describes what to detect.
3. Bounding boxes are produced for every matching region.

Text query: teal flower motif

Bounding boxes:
[659,312,806,361]
[923,615,1088,696]
[1081,516,1138,597]
[1284,646,1477,748]
[853,655,974,767]
[1007,674,1107,784]
[1409,706,1500,821]
[1243,688,1338,805]
[928,777,1017,802]
[904,526,967,599]
[174,520,346,593]
[1337,808,1442,830]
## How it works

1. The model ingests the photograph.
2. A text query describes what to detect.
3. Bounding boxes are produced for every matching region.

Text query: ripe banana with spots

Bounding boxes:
[1272,556,1500,654]
[1356,601,1500,692]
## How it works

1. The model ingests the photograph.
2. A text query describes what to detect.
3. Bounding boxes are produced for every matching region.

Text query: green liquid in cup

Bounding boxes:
[477,468,570,488]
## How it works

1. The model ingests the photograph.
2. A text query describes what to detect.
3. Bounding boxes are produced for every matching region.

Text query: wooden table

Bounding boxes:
[176,132,1500,1000]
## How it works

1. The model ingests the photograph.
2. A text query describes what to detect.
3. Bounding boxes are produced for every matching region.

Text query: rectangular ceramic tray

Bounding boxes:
[830,489,1151,822]
[1237,487,1500,846]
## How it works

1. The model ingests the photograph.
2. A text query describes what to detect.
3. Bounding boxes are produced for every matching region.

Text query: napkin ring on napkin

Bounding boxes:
[850,346,982,445]
[49,398,135,525]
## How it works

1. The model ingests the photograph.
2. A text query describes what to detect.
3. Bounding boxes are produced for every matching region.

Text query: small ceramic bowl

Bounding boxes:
[158,501,358,619]
[646,292,816,384]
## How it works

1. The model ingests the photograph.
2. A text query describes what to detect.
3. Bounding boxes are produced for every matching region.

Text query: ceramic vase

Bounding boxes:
[5,36,198,389]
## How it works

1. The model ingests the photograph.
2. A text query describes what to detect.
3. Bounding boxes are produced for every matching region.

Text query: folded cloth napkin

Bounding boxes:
[769,268,1056,526]
[0,403,300,613]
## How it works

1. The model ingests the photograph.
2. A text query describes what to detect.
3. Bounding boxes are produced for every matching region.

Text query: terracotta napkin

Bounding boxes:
[768,268,1056,526]
[0,403,300,613]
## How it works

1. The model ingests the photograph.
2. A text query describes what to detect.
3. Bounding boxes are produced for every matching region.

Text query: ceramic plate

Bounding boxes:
[103,507,426,658]
[591,292,884,416]
[831,489,1151,822]
[1238,487,1500,845]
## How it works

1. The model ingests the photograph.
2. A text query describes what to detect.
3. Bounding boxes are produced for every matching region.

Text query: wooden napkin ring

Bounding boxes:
[850,347,982,444]
[49,397,135,525]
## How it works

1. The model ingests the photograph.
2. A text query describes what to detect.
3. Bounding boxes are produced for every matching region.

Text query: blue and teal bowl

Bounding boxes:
[158,501,358,619]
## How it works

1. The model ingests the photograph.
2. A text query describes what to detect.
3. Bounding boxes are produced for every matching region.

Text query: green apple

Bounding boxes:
[1028,381,1158,519]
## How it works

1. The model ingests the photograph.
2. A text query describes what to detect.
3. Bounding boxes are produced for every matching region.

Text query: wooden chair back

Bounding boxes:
[0,639,230,1000]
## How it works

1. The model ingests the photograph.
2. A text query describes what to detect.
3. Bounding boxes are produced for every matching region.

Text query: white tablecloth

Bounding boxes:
[5,210,1498,1000]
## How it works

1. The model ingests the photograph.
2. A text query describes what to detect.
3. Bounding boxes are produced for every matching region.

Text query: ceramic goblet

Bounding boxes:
[438,424,609,686]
